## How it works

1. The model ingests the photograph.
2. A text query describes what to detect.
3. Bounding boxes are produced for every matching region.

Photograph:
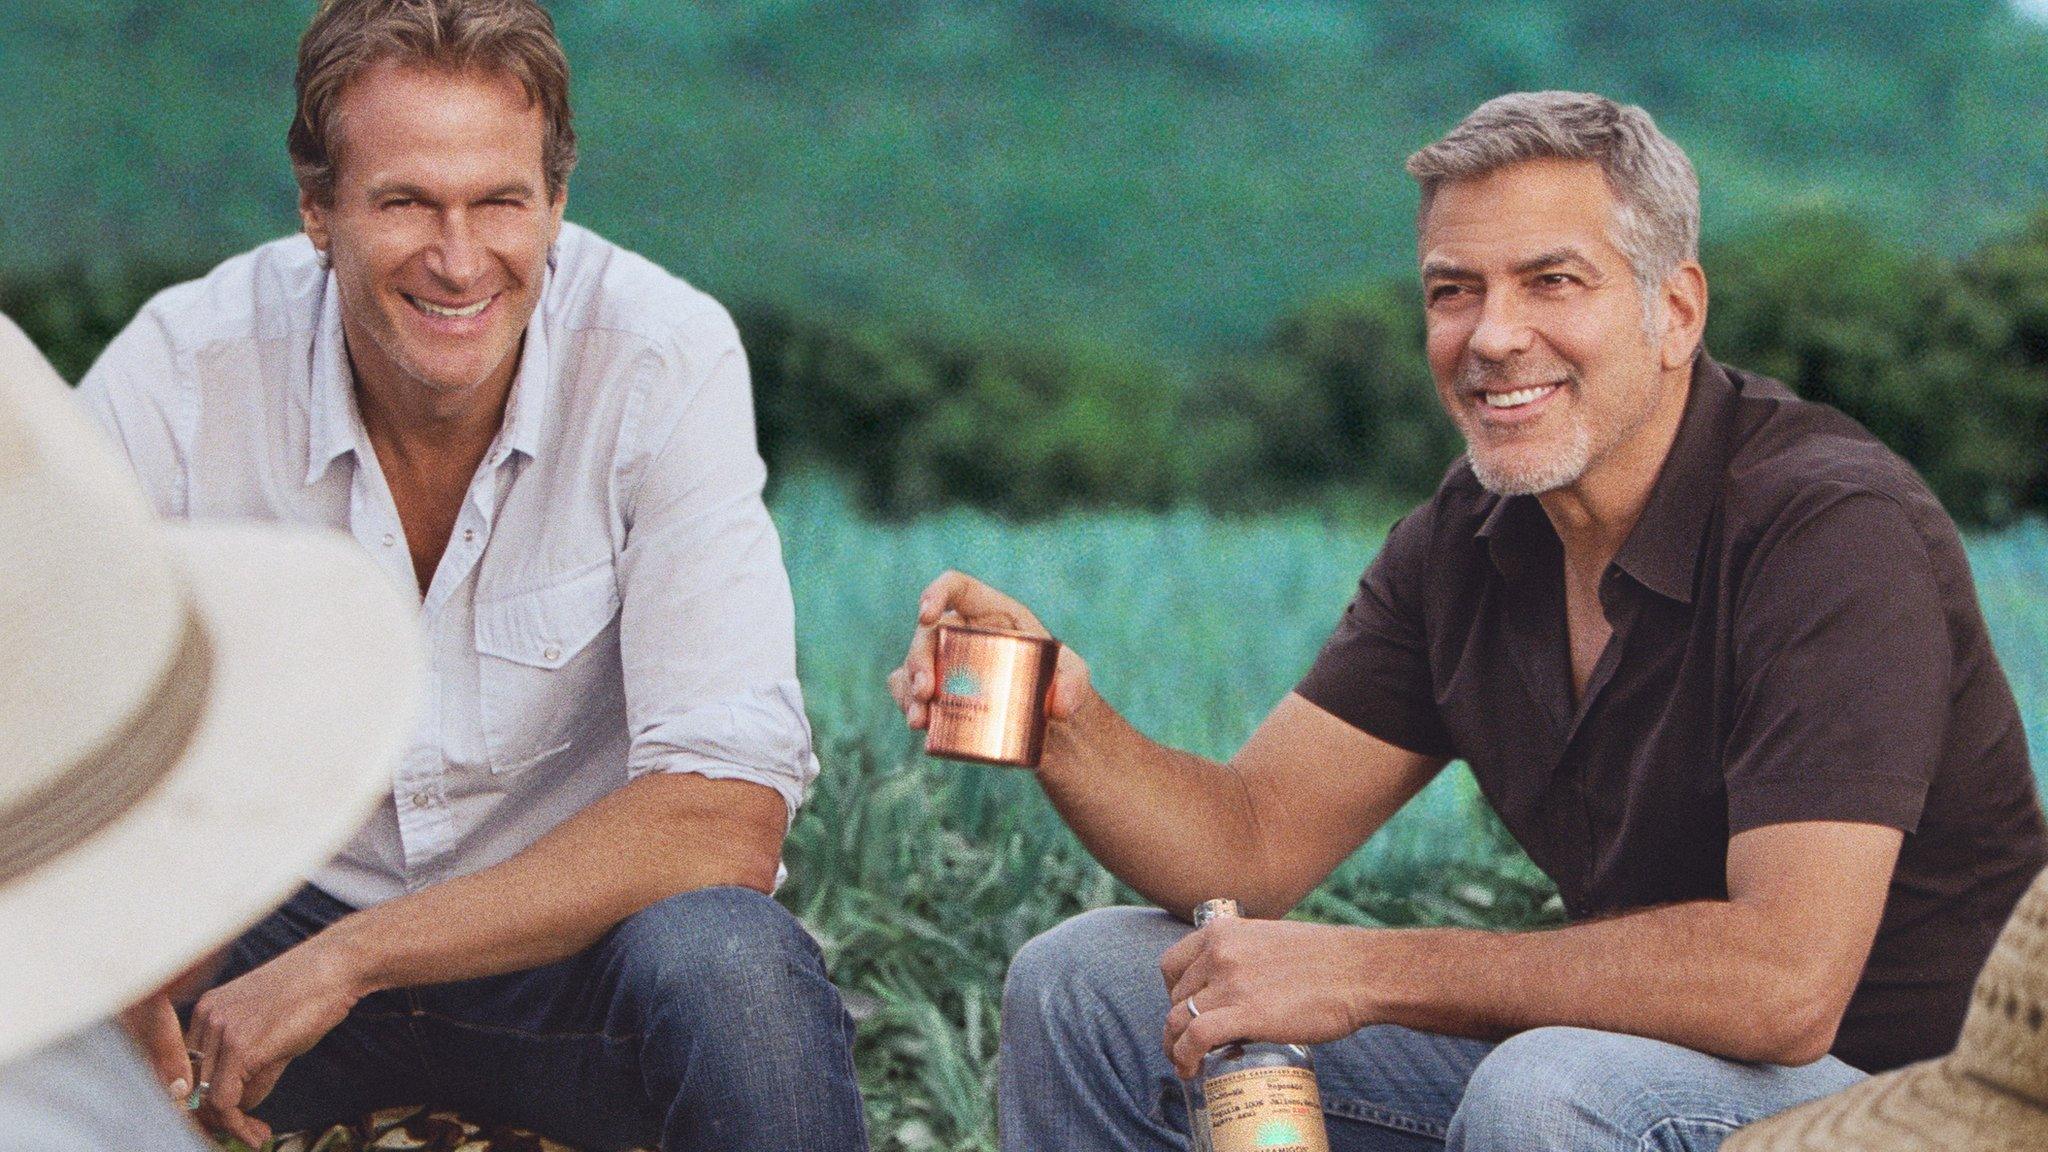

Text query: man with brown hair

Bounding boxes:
[78,2,867,1150]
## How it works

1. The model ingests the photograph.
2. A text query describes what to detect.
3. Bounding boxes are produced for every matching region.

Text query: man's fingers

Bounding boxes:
[117,994,192,1099]
[916,570,1044,634]
[1169,1004,1251,1080]
[1159,924,1208,989]
[242,1059,289,1112]
[202,1053,274,1148]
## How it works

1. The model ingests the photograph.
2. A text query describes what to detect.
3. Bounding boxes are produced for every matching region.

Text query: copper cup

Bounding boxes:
[925,624,1061,767]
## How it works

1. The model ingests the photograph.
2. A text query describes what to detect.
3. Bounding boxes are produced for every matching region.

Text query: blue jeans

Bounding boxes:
[213,885,867,1152]
[999,908,1867,1151]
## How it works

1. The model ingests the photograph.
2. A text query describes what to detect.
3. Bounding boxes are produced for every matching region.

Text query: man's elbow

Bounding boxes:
[1732,976,1849,1067]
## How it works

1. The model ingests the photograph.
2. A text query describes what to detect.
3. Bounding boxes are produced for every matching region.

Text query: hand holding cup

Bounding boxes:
[888,570,1094,740]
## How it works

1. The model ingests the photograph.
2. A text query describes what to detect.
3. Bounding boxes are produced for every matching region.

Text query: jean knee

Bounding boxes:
[1007,907,1181,1011]
[611,886,828,1020]
[1451,1027,1661,1152]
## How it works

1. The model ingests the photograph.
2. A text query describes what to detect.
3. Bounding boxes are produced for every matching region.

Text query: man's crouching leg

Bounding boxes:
[1444,1027,1866,1152]
[998,907,1198,1151]
[602,885,866,1152]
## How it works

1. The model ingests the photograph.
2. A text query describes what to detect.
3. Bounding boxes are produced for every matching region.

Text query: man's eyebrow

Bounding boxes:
[1511,248,1599,277]
[364,181,539,201]
[1420,259,1479,281]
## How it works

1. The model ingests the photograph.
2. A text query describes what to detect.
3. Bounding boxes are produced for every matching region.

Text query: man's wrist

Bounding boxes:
[1037,683,1109,783]
[302,914,389,1003]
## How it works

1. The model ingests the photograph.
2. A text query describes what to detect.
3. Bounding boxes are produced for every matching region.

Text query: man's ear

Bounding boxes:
[299,186,332,258]
[1659,262,1708,371]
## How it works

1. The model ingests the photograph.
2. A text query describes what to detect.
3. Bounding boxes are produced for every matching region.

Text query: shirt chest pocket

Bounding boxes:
[474,559,621,775]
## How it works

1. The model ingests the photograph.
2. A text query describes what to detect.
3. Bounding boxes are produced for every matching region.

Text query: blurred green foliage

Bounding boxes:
[1705,209,2048,525]
[16,206,2045,525]
[3,1,2045,351]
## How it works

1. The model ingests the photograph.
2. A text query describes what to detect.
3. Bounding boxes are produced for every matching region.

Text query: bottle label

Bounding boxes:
[1204,1067,1330,1152]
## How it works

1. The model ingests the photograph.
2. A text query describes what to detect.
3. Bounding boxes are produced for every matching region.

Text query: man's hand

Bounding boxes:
[1159,917,1375,1079]
[886,570,1094,731]
[118,992,195,1104]
[187,939,367,1148]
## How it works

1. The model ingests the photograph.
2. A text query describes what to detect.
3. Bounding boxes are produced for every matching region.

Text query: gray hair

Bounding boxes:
[1406,92,1699,321]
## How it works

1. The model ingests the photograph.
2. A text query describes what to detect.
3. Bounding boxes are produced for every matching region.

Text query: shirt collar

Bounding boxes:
[1476,350,1738,604]
[304,272,360,485]
[494,292,553,465]
[1607,351,1738,605]
[302,267,557,485]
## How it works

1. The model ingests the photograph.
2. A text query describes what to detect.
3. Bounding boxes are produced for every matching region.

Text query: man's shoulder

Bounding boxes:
[131,235,328,354]
[1716,359,1952,550]
[543,223,739,362]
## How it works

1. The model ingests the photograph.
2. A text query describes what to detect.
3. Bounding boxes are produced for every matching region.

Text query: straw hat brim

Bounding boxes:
[0,521,422,1067]
[1726,1054,2048,1152]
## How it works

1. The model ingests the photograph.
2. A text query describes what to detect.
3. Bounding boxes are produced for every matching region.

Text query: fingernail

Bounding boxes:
[168,1078,188,1101]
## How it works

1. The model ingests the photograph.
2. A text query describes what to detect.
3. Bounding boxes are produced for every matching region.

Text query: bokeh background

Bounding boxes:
[4,3,2047,1149]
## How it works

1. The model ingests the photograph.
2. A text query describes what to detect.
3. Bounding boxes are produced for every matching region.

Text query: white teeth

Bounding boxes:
[1481,384,1556,409]
[409,294,492,319]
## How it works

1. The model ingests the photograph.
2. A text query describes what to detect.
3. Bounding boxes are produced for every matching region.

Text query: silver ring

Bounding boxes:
[1184,995,1200,1019]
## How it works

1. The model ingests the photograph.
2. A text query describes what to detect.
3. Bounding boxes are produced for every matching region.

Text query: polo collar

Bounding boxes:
[302,268,557,485]
[1607,352,1738,605]
[1475,351,1737,604]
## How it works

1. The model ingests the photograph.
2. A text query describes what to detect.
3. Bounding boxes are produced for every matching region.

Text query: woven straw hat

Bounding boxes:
[1725,864,2048,1151]
[0,314,423,1067]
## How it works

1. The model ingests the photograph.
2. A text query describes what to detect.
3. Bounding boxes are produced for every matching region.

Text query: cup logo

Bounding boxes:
[944,668,982,698]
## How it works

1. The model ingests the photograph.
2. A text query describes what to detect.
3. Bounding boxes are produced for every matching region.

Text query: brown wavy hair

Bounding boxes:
[288,0,577,204]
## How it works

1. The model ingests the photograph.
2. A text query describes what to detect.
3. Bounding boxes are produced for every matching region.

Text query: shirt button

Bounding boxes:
[541,643,562,662]
[463,528,476,543]
[382,532,396,548]
[409,790,434,809]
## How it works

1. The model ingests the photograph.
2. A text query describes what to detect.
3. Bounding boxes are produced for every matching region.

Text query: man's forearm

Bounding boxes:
[1036,693,1271,917]
[1358,900,1849,1066]
[309,773,787,997]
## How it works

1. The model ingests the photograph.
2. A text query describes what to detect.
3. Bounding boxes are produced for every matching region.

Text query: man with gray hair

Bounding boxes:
[890,91,2046,1149]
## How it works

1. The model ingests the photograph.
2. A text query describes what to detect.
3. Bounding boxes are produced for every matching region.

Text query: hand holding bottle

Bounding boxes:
[1161,912,1382,1080]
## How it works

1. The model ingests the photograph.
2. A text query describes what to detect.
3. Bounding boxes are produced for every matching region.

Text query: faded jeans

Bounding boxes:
[998,907,1866,1151]
[211,884,868,1152]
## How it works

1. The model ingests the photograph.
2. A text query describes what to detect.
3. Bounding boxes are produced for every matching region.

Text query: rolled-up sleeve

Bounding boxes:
[613,311,819,820]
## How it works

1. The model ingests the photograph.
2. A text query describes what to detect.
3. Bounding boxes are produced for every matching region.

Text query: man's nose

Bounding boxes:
[1467,289,1535,361]
[427,213,485,286]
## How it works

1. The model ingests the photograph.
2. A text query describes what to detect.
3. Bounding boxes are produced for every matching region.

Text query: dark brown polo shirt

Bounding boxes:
[1297,352,2047,1073]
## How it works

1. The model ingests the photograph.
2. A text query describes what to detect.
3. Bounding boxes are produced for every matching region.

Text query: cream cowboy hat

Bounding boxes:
[0,314,423,1067]
[1726,863,2048,1152]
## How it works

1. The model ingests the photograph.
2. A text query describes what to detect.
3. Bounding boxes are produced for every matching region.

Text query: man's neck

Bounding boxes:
[346,337,520,468]
[1536,366,1693,572]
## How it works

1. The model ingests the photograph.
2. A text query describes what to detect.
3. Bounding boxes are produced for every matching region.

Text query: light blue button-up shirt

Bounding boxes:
[77,224,818,907]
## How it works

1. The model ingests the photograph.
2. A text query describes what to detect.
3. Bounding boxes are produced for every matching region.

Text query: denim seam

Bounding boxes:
[402,1006,639,1046]
[1320,1093,1449,1138]
[1638,1113,1740,1150]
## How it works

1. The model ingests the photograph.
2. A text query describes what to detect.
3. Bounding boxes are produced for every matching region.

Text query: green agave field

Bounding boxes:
[769,476,2048,1152]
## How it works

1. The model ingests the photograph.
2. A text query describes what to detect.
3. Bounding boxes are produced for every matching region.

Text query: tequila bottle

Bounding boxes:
[1181,899,1330,1152]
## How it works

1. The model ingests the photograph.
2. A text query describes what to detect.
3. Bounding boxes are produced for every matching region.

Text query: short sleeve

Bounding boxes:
[1724,487,1950,834]
[1295,504,1457,758]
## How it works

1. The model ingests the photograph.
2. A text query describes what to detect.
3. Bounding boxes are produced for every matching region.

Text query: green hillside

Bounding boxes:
[3,1,2045,352]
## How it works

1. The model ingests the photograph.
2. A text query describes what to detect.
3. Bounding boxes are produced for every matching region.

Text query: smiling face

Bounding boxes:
[1419,159,1679,498]
[300,61,564,407]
